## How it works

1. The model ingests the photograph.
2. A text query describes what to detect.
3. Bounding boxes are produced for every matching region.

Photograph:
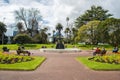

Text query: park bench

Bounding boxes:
[16,46,31,56]
[16,50,31,56]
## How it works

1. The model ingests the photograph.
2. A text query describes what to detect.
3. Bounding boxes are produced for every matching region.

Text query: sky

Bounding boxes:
[0,0,120,36]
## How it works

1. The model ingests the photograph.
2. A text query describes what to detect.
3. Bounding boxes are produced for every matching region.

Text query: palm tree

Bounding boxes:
[72,27,78,43]
[52,30,55,43]
[66,17,69,27]
[64,27,70,43]
[56,23,63,42]
[16,22,24,33]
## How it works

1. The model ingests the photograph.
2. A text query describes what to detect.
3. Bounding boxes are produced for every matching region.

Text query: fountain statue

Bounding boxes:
[56,41,65,49]
[55,23,65,49]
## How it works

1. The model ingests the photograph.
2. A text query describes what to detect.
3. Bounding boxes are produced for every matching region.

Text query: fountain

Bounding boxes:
[40,23,81,53]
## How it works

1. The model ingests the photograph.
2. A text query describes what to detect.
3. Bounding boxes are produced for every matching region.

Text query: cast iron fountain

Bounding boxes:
[55,23,65,49]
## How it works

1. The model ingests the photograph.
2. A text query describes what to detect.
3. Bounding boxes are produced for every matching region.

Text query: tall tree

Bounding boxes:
[66,17,69,27]
[15,8,28,29]
[75,5,112,28]
[64,27,70,43]
[52,30,56,43]
[14,8,42,36]
[72,27,78,43]
[99,18,120,46]
[0,22,7,44]
[76,20,100,45]
[0,22,6,35]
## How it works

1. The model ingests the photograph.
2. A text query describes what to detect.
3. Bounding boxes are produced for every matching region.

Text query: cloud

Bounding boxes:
[0,0,120,36]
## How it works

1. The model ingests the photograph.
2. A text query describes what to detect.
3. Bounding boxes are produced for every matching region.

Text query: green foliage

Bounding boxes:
[13,34,32,44]
[76,20,100,44]
[55,23,63,42]
[0,52,34,64]
[16,22,24,33]
[89,54,120,64]
[75,5,112,28]
[56,23,63,31]
[0,21,6,34]
[33,32,48,44]
[0,22,7,44]
[99,18,120,46]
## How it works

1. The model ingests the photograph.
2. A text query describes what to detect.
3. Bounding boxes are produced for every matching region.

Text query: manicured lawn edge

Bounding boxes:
[76,57,120,71]
[0,56,46,71]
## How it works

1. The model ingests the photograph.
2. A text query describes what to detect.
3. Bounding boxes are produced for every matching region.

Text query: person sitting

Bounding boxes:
[100,48,107,56]
[112,46,119,53]
[93,47,101,56]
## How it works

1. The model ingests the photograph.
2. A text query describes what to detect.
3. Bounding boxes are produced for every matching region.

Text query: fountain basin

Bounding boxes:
[40,48,81,53]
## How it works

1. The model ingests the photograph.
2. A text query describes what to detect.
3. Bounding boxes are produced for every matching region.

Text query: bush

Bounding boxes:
[13,34,33,44]
[88,54,120,64]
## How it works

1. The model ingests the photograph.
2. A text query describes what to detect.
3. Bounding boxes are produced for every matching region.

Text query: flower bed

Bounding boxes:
[0,52,34,64]
[88,54,120,64]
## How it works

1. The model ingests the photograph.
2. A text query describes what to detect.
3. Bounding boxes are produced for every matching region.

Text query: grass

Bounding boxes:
[0,44,114,51]
[76,57,120,71]
[0,56,46,71]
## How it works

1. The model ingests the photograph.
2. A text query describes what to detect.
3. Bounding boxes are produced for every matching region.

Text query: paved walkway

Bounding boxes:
[0,50,120,80]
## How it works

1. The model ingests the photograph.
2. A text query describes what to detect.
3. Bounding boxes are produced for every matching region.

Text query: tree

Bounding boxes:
[99,18,120,46]
[66,17,69,27]
[64,27,70,43]
[0,21,6,34]
[75,5,112,28]
[76,20,100,45]
[71,27,78,43]
[14,8,42,36]
[33,27,48,43]
[0,22,7,44]
[13,34,32,44]
[52,30,56,43]
[16,22,24,33]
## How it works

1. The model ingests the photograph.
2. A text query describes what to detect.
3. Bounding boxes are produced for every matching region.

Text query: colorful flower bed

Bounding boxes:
[88,54,120,64]
[0,52,34,64]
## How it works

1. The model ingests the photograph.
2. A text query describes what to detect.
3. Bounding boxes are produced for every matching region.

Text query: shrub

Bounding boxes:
[88,54,120,64]
[13,34,33,44]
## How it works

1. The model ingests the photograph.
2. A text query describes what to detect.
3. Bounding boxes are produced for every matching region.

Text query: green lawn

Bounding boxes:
[0,44,114,51]
[0,56,46,71]
[76,57,120,71]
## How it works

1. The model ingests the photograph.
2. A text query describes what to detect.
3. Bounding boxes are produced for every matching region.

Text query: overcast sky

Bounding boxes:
[0,0,120,36]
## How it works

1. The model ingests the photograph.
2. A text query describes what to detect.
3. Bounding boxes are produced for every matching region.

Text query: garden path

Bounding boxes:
[0,50,120,80]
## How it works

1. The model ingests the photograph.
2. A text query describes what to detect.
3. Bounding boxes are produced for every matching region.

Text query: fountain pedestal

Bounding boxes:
[56,42,65,49]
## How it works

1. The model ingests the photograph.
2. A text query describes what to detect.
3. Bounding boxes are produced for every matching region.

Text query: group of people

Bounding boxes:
[93,46,119,56]
[93,47,107,56]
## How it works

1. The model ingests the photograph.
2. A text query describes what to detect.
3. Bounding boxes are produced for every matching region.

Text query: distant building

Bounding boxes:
[13,31,18,36]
